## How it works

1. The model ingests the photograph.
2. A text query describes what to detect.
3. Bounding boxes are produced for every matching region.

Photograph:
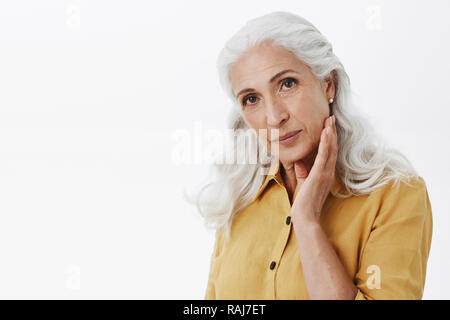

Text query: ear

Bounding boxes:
[322,72,336,99]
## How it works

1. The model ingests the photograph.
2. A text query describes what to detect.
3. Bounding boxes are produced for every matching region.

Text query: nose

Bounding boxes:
[266,96,289,128]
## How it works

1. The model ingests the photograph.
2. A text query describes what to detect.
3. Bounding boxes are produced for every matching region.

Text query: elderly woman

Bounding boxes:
[195,11,432,300]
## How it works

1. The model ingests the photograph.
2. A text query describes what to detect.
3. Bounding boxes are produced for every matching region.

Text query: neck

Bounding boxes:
[280,146,319,202]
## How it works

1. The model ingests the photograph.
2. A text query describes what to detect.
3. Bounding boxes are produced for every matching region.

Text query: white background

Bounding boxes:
[0,0,449,299]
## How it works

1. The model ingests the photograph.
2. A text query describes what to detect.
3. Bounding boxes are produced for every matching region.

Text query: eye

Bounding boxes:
[241,78,298,107]
[242,95,258,107]
[281,78,297,90]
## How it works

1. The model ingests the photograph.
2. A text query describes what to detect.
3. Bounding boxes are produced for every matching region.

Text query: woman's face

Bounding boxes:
[229,40,335,167]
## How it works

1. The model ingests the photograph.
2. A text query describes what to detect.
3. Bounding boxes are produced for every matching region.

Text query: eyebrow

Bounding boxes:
[235,69,300,99]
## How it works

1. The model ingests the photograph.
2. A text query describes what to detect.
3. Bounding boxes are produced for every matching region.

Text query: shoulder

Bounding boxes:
[212,227,227,258]
[372,175,432,228]
[373,175,427,200]
[376,175,428,204]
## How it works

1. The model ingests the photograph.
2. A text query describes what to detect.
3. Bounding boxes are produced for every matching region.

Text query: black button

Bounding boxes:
[286,216,291,225]
[269,261,276,270]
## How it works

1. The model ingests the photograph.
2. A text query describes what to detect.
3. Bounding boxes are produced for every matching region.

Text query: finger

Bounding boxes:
[332,115,338,154]
[324,115,338,172]
[311,124,329,174]
[294,160,308,183]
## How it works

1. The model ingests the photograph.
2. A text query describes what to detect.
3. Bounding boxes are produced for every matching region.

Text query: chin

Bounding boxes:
[278,142,311,163]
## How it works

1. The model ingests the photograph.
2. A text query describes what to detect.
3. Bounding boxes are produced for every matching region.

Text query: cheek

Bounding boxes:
[289,104,321,131]
[306,117,325,145]
[288,101,326,143]
[243,110,266,130]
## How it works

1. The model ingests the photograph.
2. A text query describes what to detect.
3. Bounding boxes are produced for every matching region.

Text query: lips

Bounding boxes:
[272,130,302,142]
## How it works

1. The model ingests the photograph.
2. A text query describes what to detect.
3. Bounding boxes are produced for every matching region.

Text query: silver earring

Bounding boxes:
[329,98,334,104]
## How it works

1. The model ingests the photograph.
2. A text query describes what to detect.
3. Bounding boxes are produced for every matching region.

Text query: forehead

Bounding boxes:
[229,41,308,93]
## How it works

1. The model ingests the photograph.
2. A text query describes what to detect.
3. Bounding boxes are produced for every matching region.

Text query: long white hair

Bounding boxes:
[186,11,419,240]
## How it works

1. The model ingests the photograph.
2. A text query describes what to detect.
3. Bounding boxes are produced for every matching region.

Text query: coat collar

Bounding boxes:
[254,158,343,201]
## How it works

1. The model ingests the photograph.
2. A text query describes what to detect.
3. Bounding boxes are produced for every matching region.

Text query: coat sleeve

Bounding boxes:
[353,176,433,300]
[204,228,223,300]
